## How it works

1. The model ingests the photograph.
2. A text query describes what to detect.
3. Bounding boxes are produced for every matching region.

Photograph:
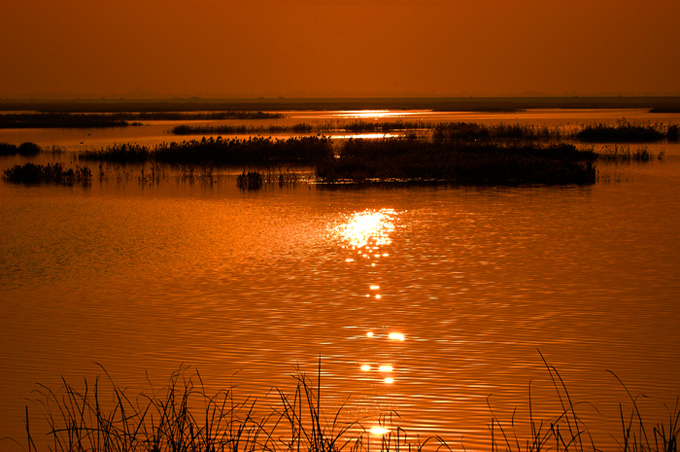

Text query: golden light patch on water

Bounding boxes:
[388,332,405,341]
[370,285,380,290]
[329,133,400,139]
[361,364,371,371]
[366,332,374,337]
[384,377,394,384]
[378,365,393,372]
[331,110,430,119]
[334,208,396,250]
[370,426,389,435]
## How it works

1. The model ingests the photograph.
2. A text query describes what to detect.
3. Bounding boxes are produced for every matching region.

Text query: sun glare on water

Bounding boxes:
[332,110,430,120]
[370,426,390,435]
[335,209,397,249]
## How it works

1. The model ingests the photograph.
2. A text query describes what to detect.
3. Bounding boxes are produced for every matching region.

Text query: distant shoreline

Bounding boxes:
[2,96,680,113]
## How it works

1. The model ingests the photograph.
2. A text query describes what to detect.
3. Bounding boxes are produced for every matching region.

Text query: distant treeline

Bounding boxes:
[0,113,132,128]
[0,111,283,128]
[2,96,680,112]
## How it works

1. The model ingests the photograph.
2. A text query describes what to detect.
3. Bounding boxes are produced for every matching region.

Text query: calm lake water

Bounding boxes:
[1,109,680,451]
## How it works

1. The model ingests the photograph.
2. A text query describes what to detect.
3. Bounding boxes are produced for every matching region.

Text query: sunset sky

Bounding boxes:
[1,0,679,99]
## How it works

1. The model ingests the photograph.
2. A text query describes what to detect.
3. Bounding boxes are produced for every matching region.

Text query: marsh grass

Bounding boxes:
[171,123,313,136]
[575,120,678,143]
[315,138,597,185]
[21,363,448,452]
[78,137,333,167]
[2,162,92,185]
[18,358,680,452]
[237,171,264,190]
[80,144,151,164]
[168,121,566,140]
[0,142,42,156]
[596,145,657,162]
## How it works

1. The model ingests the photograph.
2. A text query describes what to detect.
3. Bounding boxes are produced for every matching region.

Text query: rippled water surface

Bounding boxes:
[1,110,680,451]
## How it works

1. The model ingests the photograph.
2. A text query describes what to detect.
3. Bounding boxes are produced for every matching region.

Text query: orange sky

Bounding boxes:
[1,0,678,99]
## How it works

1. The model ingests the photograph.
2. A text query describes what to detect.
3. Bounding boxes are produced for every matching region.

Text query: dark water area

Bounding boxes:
[1,109,680,451]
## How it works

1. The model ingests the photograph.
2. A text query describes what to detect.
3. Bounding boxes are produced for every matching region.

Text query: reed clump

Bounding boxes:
[80,144,150,164]
[432,123,565,141]
[596,144,656,162]
[315,138,596,185]
[78,136,333,167]
[0,141,42,156]
[2,162,92,185]
[237,170,264,190]
[575,120,677,143]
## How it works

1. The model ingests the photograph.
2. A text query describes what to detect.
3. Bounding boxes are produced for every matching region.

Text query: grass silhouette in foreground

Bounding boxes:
[14,355,680,452]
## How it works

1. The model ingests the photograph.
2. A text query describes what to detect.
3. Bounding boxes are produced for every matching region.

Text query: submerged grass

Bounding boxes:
[16,358,680,452]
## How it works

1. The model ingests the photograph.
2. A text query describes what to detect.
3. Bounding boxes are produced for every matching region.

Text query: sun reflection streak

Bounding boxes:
[388,332,405,341]
[370,426,389,435]
[335,209,396,250]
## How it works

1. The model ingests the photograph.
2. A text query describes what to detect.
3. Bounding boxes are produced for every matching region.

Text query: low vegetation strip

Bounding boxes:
[169,120,680,143]
[0,113,132,128]
[0,111,283,129]
[575,121,679,142]
[78,136,334,166]
[170,122,313,135]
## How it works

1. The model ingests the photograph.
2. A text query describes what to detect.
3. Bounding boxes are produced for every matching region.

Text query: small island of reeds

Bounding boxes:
[74,136,598,186]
